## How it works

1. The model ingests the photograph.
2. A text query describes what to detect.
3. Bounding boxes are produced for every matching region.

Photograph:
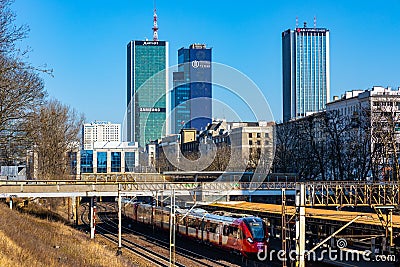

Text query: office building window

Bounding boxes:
[81,150,93,173]
[125,152,135,172]
[111,152,121,172]
[97,152,107,173]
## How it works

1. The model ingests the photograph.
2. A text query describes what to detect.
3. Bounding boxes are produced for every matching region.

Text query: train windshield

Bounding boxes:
[244,218,265,241]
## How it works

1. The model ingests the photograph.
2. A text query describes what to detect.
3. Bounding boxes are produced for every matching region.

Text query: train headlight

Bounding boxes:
[247,237,254,244]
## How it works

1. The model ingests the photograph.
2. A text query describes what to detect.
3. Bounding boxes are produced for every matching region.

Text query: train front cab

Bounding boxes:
[239,217,269,258]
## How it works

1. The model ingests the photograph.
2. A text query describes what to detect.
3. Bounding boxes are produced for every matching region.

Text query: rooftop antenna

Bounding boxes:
[152,1,158,41]
[314,16,316,29]
[296,16,299,28]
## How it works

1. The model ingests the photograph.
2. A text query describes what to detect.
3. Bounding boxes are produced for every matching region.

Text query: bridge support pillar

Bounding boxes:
[75,197,80,226]
[90,196,96,239]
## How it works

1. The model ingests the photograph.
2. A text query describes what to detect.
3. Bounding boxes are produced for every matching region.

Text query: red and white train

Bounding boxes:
[124,203,269,257]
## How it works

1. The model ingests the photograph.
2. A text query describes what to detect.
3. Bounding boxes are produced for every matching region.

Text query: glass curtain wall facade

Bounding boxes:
[171,44,212,134]
[171,71,190,133]
[127,40,168,147]
[282,27,330,122]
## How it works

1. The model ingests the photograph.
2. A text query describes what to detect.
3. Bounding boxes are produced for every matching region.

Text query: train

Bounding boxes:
[124,202,269,257]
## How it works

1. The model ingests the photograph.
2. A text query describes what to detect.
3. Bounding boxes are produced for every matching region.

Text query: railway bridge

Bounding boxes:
[1,180,399,267]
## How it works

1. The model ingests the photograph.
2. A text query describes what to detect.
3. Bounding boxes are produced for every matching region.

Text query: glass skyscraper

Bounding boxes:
[282,25,330,122]
[127,40,168,147]
[171,44,212,134]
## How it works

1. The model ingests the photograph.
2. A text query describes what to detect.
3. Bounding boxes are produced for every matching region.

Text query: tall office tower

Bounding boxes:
[127,9,168,147]
[171,44,212,134]
[282,21,330,122]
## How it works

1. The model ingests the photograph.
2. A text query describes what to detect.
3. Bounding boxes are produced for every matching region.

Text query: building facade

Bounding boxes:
[276,86,400,181]
[82,121,121,150]
[282,24,330,122]
[171,44,212,134]
[74,141,140,178]
[127,40,168,147]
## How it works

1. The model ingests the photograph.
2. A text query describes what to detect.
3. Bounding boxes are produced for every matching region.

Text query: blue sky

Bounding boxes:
[12,0,400,124]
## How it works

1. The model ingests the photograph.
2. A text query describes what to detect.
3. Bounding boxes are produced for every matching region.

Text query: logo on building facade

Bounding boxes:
[139,107,166,112]
[191,60,211,69]
[143,41,159,45]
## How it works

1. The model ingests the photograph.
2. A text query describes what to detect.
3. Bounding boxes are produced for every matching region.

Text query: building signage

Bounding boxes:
[296,28,327,33]
[139,107,166,112]
[135,40,166,46]
[191,60,211,69]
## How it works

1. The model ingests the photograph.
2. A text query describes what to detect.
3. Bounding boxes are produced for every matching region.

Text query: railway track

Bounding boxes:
[96,202,236,267]
[80,201,274,266]
[81,203,183,267]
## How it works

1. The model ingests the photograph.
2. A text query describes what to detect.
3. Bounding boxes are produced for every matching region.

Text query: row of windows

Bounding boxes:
[80,151,136,173]
[249,140,269,146]
[248,132,270,138]
[184,218,243,237]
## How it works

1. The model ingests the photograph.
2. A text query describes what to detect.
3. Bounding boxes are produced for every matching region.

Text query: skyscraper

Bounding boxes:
[127,9,168,147]
[171,44,212,134]
[282,22,330,122]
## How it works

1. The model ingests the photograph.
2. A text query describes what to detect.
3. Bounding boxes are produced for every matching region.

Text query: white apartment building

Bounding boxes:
[82,121,121,150]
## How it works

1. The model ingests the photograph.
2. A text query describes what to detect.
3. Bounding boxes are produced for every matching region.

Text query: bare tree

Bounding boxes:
[26,99,84,180]
[206,144,231,171]
[370,99,400,181]
[0,0,49,165]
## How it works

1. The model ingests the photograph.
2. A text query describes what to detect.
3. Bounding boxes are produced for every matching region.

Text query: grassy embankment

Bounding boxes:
[0,200,139,267]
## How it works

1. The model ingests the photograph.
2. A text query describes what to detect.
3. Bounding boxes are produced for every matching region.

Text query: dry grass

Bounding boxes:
[0,201,137,267]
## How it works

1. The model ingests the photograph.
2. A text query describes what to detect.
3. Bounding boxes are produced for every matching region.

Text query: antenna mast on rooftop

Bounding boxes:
[296,16,299,28]
[152,1,159,41]
[314,16,317,28]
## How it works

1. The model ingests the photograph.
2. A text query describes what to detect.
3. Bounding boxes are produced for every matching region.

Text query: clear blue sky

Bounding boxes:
[12,0,400,124]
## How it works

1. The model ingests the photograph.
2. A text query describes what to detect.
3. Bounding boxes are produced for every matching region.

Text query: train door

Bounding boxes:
[227,225,240,251]
[200,219,204,241]
[218,222,223,246]
[222,224,229,246]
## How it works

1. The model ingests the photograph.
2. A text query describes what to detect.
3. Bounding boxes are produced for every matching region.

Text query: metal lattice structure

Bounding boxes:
[306,182,400,207]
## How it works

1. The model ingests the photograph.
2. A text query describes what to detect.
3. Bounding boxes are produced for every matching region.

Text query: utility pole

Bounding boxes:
[169,189,176,266]
[282,189,287,267]
[117,185,122,255]
[90,196,96,239]
[295,184,306,267]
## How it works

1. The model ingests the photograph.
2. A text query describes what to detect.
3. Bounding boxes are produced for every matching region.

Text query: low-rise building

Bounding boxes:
[71,141,139,179]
